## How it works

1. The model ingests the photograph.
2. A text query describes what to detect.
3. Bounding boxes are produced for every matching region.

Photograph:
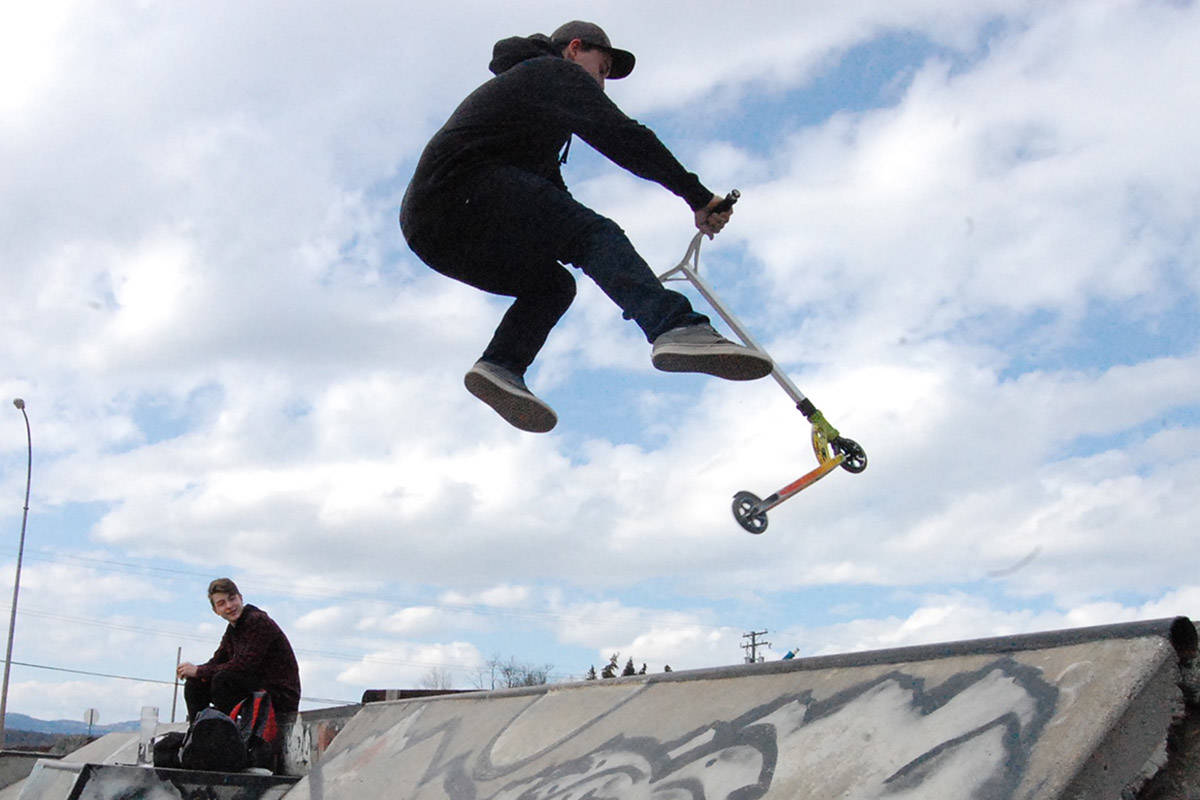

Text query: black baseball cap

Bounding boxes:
[550,21,636,79]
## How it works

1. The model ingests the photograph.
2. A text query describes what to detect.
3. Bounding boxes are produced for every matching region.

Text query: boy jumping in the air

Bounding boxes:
[401,21,771,432]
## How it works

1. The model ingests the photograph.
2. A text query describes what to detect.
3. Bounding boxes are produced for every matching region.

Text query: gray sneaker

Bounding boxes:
[651,323,773,381]
[464,360,558,433]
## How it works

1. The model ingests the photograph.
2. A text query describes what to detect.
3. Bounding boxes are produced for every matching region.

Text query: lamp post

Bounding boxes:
[0,399,32,748]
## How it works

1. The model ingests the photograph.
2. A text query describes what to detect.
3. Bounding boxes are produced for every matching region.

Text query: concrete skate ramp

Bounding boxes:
[291,617,1197,800]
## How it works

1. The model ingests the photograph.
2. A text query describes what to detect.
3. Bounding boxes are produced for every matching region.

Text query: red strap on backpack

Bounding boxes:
[231,690,279,746]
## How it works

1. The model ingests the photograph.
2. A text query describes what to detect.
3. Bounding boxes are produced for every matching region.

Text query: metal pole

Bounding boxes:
[171,646,181,722]
[659,235,811,407]
[0,399,32,749]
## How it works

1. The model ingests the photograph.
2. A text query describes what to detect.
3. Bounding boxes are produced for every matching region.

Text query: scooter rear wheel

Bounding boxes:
[835,438,867,474]
[732,491,769,534]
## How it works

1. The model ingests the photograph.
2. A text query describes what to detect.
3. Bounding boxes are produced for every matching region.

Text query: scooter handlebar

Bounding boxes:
[710,189,740,215]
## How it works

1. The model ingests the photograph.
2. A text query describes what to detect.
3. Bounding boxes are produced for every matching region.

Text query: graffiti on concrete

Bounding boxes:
[281,713,348,775]
[314,657,1059,800]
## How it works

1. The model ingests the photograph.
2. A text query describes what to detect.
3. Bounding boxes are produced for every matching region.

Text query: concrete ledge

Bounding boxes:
[0,751,59,790]
[285,617,1197,800]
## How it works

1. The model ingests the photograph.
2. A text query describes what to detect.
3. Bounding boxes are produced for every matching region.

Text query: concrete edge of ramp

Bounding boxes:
[703,616,1197,682]
[290,616,1198,800]
[16,761,298,800]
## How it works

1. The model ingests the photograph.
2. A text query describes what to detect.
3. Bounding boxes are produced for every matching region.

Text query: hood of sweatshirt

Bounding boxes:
[488,34,559,75]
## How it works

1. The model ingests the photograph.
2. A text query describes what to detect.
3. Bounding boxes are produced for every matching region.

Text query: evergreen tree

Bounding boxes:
[622,658,636,676]
[585,666,597,680]
[601,653,620,679]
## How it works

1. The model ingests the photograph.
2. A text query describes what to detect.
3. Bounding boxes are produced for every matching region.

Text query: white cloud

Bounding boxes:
[335,641,483,688]
[294,605,358,634]
[779,587,1199,661]
[0,0,1197,723]
[441,584,533,608]
[600,625,745,673]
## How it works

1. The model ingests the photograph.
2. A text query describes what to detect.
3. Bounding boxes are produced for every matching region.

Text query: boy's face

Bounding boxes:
[564,40,612,88]
[210,591,245,623]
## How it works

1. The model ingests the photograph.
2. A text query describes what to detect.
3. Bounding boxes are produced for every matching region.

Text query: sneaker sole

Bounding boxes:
[652,346,773,381]
[464,371,557,433]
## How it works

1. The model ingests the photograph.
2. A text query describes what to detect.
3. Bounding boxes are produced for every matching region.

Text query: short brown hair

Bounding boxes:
[207,577,241,606]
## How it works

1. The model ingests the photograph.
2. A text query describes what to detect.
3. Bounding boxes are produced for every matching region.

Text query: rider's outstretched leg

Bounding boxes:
[564,219,772,381]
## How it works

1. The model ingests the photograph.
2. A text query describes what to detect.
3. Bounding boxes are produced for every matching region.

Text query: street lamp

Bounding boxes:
[0,399,32,748]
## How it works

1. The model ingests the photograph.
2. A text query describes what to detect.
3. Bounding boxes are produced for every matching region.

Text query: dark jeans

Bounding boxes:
[184,671,261,721]
[402,167,707,374]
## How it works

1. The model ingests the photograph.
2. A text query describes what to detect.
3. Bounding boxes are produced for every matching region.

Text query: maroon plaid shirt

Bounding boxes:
[195,604,301,714]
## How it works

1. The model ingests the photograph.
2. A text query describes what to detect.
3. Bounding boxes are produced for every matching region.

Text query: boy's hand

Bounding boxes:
[695,194,733,238]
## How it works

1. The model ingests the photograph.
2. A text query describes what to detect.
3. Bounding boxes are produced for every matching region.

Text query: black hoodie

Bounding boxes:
[400,34,712,237]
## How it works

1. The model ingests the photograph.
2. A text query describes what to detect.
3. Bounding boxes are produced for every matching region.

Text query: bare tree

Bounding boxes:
[471,655,554,689]
[420,666,455,690]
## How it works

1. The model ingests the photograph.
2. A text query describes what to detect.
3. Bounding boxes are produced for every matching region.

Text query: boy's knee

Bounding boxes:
[211,671,235,689]
[548,266,577,304]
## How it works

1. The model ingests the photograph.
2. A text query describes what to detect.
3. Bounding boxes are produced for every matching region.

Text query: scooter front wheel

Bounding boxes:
[732,491,769,534]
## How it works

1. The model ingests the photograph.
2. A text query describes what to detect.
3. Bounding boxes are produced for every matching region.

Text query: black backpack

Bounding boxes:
[152,730,186,767]
[179,708,249,772]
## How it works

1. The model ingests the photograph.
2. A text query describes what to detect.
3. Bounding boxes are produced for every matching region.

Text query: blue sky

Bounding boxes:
[1,0,1198,723]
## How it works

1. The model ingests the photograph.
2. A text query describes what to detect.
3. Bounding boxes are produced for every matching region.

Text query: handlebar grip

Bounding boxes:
[710,189,740,215]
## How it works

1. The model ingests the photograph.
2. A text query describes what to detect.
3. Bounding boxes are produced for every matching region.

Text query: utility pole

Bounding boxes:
[742,630,770,663]
[1,399,32,749]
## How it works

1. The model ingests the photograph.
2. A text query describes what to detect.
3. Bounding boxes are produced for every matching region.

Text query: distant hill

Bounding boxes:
[3,712,139,736]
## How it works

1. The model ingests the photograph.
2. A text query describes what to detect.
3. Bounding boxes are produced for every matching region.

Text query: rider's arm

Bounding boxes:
[539,60,715,212]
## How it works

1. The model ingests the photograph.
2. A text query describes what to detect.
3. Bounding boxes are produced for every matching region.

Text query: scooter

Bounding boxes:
[657,191,867,534]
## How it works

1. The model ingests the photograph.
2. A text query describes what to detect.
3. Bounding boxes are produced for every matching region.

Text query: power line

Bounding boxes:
[0,548,731,684]
[0,602,578,678]
[5,660,355,706]
[3,547,725,633]
[10,660,173,686]
[9,606,213,644]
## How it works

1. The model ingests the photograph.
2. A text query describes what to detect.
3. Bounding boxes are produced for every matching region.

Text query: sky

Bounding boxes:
[1,0,1198,725]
